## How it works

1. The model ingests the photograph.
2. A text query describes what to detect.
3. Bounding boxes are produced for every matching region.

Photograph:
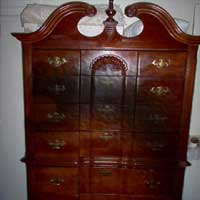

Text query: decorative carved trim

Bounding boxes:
[125,2,200,45]
[12,2,97,43]
[79,157,191,168]
[105,0,116,22]
[103,0,118,36]
[12,2,200,45]
[90,54,128,74]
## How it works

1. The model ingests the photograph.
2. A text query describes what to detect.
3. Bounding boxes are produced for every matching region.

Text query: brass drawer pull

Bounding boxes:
[148,143,167,151]
[47,112,66,122]
[48,56,67,67]
[99,170,112,176]
[49,178,65,186]
[101,79,113,86]
[99,132,113,141]
[97,105,113,113]
[152,59,170,69]
[148,114,168,122]
[48,84,67,94]
[133,161,141,166]
[48,140,66,150]
[151,145,166,152]
[150,86,170,96]
[144,179,161,189]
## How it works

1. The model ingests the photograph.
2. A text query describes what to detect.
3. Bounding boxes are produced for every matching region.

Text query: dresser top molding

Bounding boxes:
[12,0,200,48]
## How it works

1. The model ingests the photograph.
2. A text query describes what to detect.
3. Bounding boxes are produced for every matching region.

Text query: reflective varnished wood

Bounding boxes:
[12,1,200,200]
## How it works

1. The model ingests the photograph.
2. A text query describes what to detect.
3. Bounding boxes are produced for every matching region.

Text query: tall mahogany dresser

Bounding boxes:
[12,1,200,200]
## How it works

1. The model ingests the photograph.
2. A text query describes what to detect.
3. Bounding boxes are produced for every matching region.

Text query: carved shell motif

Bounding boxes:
[90,54,128,75]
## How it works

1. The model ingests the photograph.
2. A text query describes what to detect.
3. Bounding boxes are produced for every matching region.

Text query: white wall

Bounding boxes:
[0,5,27,200]
[183,3,200,200]
[0,0,200,200]
[190,3,200,135]
[30,0,200,34]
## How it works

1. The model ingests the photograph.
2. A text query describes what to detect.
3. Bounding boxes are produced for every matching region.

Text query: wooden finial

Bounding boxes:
[104,0,118,36]
[109,0,114,10]
[106,0,116,20]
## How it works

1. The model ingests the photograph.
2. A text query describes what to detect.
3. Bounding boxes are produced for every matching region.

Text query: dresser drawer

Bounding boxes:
[31,104,79,130]
[31,167,78,195]
[80,194,173,200]
[80,131,132,158]
[80,167,125,193]
[33,132,79,162]
[138,52,186,77]
[137,77,184,107]
[80,194,120,200]
[35,193,78,200]
[132,134,179,159]
[33,76,79,104]
[80,167,178,196]
[135,105,181,132]
[32,50,80,76]
[126,168,177,195]
[80,104,134,131]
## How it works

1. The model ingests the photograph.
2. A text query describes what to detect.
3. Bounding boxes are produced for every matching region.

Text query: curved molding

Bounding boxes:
[12,2,97,43]
[125,2,200,45]
[12,2,200,45]
[91,54,128,75]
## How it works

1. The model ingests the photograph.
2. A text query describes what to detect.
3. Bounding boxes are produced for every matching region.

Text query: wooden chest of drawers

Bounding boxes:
[12,1,200,200]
